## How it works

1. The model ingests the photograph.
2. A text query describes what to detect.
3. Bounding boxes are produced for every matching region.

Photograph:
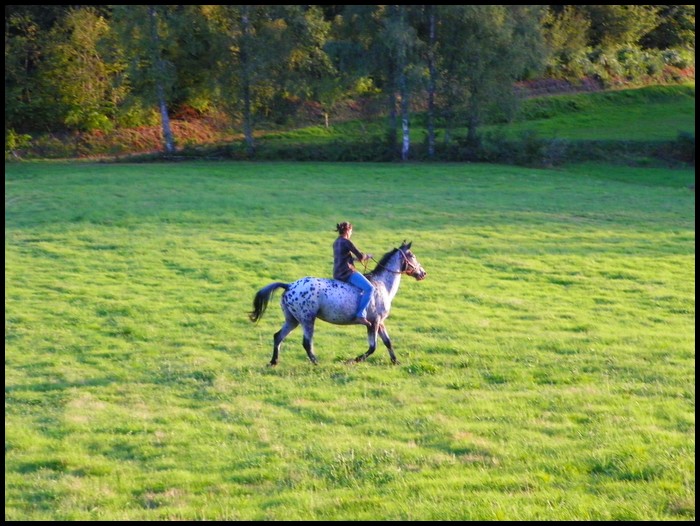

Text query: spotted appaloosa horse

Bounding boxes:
[249,241,426,366]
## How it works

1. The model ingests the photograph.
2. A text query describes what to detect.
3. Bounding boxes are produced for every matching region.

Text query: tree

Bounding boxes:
[5,11,41,131]
[542,6,591,79]
[274,5,334,127]
[640,5,695,51]
[208,5,283,155]
[437,5,545,147]
[582,5,661,49]
[4,3,695,155]
[208,5,334,156]
[324,5,387,137]
[425,5,438,159]
[41,7,118,132]
[168,6,220,111]
[329,5,424,160]
[5,6,67,131]
[147,6,174,153]
[382,5,418,161]
[112,5,177,154]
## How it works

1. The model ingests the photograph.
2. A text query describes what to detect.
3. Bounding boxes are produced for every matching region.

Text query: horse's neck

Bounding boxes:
[373,255,403,300]
[376,272,401,299]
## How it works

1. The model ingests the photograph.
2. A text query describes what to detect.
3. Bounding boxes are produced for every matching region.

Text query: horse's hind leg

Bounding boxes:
[271,317,298,366]
[301,321,319,365]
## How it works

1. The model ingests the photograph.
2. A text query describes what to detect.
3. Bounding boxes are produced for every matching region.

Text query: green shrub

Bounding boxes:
[5,129,32,160]
[657,132,695,164]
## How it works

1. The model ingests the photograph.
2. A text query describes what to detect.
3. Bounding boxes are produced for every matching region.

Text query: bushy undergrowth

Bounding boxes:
[171,131,694,168]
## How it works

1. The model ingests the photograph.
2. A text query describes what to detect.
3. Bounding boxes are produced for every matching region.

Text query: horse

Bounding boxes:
[249,241,427,366]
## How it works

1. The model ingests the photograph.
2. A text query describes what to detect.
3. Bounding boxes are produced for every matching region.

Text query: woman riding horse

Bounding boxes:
[333,221,374,327]
[249,240,426,366]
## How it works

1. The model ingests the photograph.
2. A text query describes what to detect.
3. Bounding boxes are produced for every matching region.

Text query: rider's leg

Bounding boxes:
[348,272,375,321]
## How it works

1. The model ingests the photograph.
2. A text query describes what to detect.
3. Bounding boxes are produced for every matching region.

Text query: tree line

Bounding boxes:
[5,5,695,159]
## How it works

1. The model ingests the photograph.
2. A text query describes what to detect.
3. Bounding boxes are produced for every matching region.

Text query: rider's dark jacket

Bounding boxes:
[333,237,366,281]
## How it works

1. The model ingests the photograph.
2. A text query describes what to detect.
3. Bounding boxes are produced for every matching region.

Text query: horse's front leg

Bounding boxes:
[353,324,379,363]
[378,323,399,365]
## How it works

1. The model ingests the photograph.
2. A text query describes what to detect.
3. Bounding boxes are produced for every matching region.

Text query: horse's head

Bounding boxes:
[398,241,427,281]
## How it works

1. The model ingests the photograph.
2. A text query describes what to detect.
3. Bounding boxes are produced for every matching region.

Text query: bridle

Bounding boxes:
[370,248,420,276]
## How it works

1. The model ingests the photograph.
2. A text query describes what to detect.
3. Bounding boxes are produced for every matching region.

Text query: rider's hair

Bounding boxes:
[335,222,352,235]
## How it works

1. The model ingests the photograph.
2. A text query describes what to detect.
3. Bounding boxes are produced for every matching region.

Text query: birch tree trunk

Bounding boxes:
[426,6,437,159]
[148,6,175,154]
[240,6,255,156]
[400,72,410,162]
[387,89,398,157]
[157,86,175,154]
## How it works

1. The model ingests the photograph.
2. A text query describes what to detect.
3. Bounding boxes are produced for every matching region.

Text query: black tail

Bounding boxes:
[249,282,289,323]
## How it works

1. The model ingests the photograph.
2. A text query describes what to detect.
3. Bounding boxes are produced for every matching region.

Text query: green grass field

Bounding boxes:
[5,160,694,520]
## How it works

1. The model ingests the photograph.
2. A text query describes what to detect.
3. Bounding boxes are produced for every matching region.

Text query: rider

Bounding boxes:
[333,222,375,327]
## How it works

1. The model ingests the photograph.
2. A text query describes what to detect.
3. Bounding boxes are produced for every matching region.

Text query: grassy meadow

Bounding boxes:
[4,160,695,520]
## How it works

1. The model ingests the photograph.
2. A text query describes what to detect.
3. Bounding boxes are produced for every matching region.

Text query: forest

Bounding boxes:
[4,5,696,160]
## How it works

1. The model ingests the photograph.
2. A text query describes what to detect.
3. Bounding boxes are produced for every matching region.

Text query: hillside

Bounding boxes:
[6,83,696,166]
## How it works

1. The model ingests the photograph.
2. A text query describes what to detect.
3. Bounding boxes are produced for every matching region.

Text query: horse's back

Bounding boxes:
[287,276,354,293]
[283,276,359,323]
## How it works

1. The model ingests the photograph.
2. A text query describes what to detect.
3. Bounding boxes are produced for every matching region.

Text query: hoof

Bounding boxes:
[268,361,277,367]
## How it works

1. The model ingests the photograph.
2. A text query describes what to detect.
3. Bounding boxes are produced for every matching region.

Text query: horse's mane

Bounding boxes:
[365,248,398,279]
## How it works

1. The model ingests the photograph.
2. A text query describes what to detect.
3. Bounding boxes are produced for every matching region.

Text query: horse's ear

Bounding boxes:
[406,241,412,249]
